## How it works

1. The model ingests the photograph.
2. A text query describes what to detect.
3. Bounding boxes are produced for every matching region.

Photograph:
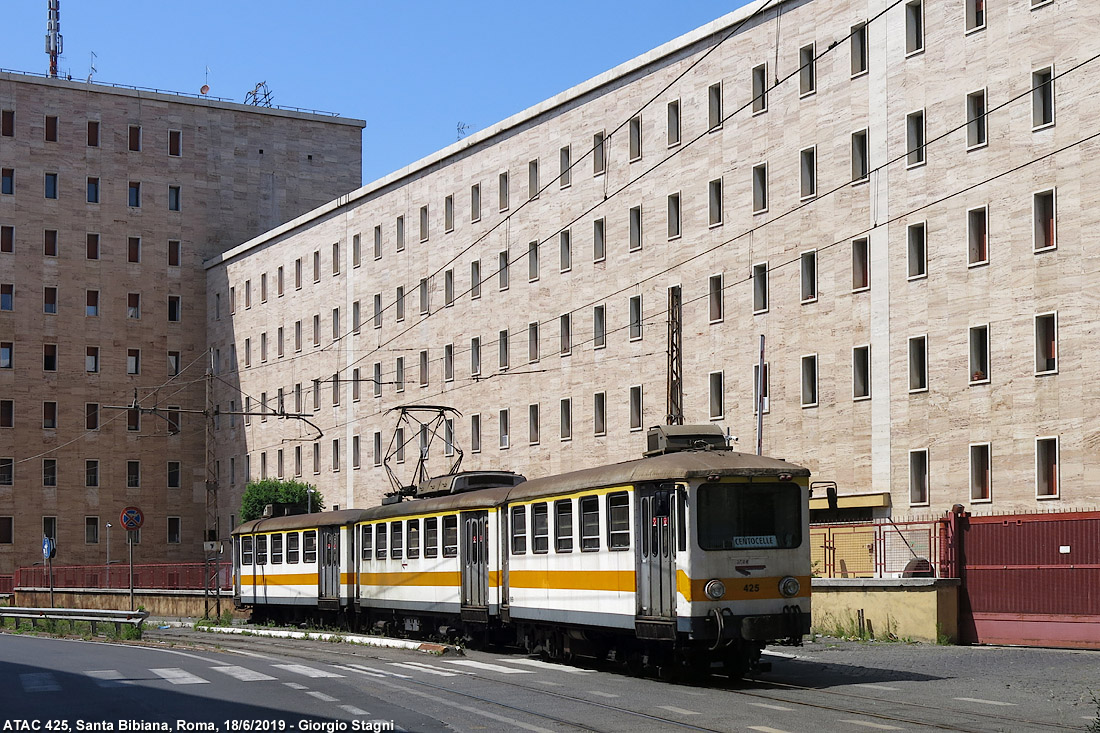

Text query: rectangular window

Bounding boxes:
[1032,66,1055,129]
[86,119,100,146]
[396,216,405,251]
[853,345,871,399]
[967,89,988,149]
[43,344,57,372]
[705,274,724,323]
[419,278,429,315]
[628,206,642,252]
[374,292,385,327]
[532,503,549,554]
[629,384,643,431]
[592,218,606,262]
[391,522,403,559]
[42,230,58,257]
[471,337,481,376]
[128,125,141,151]
[1035,312,1058,374]
[2,226,14,253]
[471,183,481,222]
[555,499,573,552]
[559,314,571,356]
[593,132,607,175]
[708,82,723,129]
[396,357,405,391]
[629,295,643,340]
[499,171,510,210]
[909,335,928,392]
[0,459,11,486]
[1034,189,1056,251]
[470,414,481,453]
[87,177,100,203]
[127,236,141,263]
[499,250,510,290]
[709,371,724,419]
[667,99,681,146]
[44,116,59,142]
[167,295,181,322]
[168,185,181,211]
[374,225,382,259]
[168,128,182,156]
[907,110,926,167]
[752,163,768,213]
[127,407,140,432]
[528,403,540,445]
[593,391,607,436]
[127,348,141,374]
[1,110,11,136]
[167,461,181,489]
[312,250,320,282]
[909,449,929,505]
[169,240,181,267]
[753,362,770,414]
[708,179,723,226]
[45,173,58,199]
[801,250,818,302]
[295,258,302,288]
[528,322,540,362]
[799,43,816,96]
[752,262,768,313]
[351,301,360,334]
[375,524,387,559]
[560,145,572,187]
[396,285,406,320]
[406,519,420,559]
[0,400,12,427]
[905,1,924,55]
[85,459,99,487]
[965,0,986,31]
[444,346,454,382]
[128,181,140,207]
[332,242,341,274]
[444,194,454,232]
[970,443,991,501]
[751,65,767,114]
[907,223,927,279]
[528,241,539,281]
[332,307,341,340]
[801,354,819,407]
[46,460,59,486]
[968,206,989,265]
[85,346,99,373]
[127,460,141,488]
[607,492,630,549]
[470,261,481,299]
[373,433,382,467]
[499,331,509,371]
[511,506,527,555]
[558,398,573,441]
[800,147,817,199]
[528,159,539,200]
[42,286,56,314]
[1036,436,1059,498]
[419,205,429,242]
[852,238,870,291]
[0,342,11,369]
[443,418,455,457]
[593,305,606,349]
[372,363,382,397]
[851,129,869,182]
[578,496,599,551]
[667,193,681,239]
[628,116,642,161]
[332,438,341,472]
[499,409,510,449]
[85,516,99,544]
[43,518,57,542]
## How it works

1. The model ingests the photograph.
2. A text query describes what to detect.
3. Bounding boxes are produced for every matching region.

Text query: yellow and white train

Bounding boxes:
[233,426,811,672]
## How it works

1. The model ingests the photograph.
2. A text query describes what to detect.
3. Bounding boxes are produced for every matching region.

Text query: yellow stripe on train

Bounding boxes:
[676,571,812,602]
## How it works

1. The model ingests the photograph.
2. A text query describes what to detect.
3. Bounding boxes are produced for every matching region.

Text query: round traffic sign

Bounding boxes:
[120,506,144,531]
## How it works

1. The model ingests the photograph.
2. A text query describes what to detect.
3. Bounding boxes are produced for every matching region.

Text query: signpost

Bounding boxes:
[120,507,144,610]
[42,535,55,607]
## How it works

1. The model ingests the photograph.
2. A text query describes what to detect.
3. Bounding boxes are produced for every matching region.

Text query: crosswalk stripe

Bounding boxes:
[853,683,900,692]
[20,673,60,692]
[444,660,535,674]
[748,703,793,711]
[497,658,593,675]
[339,706,369,716]
[333,663,411,679]
[211,666,276,682]
[657,705,699,716]
[388,662,462,677]
[272,664,344,678]
[84,670,127,687]
[837,721,902,731]
[283,682,308,690]
[150,668,209,685]
[590,691,619,698]
[954,697,1016,707]
[748,727,793,733]
[306,691,339,702]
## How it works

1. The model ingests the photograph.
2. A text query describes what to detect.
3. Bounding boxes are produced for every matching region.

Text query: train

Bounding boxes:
[231,425,811,674]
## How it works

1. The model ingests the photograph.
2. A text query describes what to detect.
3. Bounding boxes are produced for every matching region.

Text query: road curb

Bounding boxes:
[177,622,462,654]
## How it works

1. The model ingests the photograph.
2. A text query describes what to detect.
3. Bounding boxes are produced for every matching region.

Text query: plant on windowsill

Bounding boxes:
[971,371,986,382]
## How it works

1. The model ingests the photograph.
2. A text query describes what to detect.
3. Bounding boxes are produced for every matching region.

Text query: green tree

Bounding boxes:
[238,478,323,523]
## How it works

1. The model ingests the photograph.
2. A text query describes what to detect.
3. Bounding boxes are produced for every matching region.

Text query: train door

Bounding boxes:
[461,511,489,622]
[635,485,677,639]
[318,526,341,608]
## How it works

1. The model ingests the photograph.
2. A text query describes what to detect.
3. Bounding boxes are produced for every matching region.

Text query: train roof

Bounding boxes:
[232,508,373,535]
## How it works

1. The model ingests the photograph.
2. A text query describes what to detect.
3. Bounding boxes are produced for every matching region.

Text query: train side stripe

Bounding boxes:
[508,569,635,592]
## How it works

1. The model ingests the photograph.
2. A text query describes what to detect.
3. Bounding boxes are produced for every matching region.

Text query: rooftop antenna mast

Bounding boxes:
[46,0,63,79]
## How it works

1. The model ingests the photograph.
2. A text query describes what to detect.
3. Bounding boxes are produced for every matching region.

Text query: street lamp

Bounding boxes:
[105,522,112,566]
[307,489,316,514]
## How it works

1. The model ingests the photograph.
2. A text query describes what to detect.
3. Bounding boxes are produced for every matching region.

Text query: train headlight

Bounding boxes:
[704,579,726,601]
[779,576,800,598]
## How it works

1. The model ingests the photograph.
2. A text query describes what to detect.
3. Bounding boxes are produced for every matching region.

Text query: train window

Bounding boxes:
[580,496,599,551]
[256,535,268,565]
[287,532,300,564]
[271,533,283,564]
[303,530,317,563]
[424,517,439,557]
[391,521,403,559]
[607,492,630,550]
[511,505,527,555]
[442,515,458,557]
[532,503,549,554]
[697,482,803,550]
[677,490,687,552]
[407,519,421,559]
[361,525,372,561]
[555,499,573,552]
[641,497,651,556]
[375,524,388,559]
[240,536,253,565]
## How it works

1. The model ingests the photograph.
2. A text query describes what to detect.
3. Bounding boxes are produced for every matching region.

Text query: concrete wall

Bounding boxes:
[14,588,245,619]
[812,578,959,643]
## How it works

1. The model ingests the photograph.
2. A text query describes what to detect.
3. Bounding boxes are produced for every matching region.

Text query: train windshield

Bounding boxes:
[697,482,802,550]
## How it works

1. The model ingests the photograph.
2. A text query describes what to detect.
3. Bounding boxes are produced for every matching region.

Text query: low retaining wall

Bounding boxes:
[15,588,245,619]
[812,578,960,643]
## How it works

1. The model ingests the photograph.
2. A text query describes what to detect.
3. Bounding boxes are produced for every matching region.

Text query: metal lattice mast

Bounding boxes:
[46,1,62,79]
[667,286,684,425]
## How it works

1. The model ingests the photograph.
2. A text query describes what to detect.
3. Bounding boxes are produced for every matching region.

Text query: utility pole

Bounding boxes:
[666,286,684,425]
[203,358,219,619]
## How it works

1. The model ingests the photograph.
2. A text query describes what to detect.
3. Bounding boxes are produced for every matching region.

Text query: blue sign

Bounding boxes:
[42,535,54,559]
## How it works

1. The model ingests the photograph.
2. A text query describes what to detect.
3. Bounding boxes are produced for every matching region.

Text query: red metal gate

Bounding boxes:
[956,510,1100,648]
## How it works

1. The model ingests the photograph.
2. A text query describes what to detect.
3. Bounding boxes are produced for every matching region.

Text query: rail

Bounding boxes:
[15,562,232,591]
[811,518,950,578]
[0,606,148,636]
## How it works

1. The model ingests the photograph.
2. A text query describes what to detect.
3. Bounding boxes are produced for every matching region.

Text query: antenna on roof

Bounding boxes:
[245,81,273,107]
[45,0,63,79]
[85,51,96,83]
[456,121,470,140]
[200,66,211,95]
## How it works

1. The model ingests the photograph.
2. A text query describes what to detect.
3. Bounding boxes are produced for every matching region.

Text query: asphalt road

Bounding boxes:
[2,629,1098,733]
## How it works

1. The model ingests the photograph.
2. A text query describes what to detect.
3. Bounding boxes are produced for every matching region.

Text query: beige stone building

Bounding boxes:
[0,71,363,573]
[208,0,1100,530]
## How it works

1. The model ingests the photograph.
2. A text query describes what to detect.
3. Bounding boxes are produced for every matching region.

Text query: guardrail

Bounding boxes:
[0,607,149,636]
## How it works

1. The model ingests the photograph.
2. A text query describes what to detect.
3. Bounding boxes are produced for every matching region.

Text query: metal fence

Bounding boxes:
[0,575,13,593]
[15,562,232,591]
[811,519,949,578]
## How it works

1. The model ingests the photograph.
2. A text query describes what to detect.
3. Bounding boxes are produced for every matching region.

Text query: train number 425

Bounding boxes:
[742,583,760,593]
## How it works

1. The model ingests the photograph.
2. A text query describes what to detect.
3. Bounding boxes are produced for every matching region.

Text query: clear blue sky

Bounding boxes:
[3,1,748,184]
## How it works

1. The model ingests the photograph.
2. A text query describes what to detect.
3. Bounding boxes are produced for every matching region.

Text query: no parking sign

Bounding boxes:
[120,506,144,531]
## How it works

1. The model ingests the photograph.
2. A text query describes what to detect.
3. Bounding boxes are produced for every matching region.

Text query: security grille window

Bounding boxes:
[751,64,767,113]
[801,354,819,407]
[708,179,723,226]
[968,206,989,265]
[555,499,574,552]
[1036,437,1059,497]
[708,82,723,129]
[532,503,549,554]
[667,193,681,239]
[511,506,527,555]
[909,449,929,505]
[909,335,928,392]
[499,171,510,210]
[593,305,606,349]
[908,223,927,279]
[593,219,606,262]
[499,251,510,290]
[499,409,510,449]
[560,398,572,441]
[471,183,481,222]
[1035,312,1058,374]
[752,262,769,313]
[709,275,723,322]
[1034,189,1056,251]
[852,238,870,291]
[594,392,607,436]
[629,385,643,431]
[406,520,420,559]
[667,100,681,146]
[592,132,607,175]
[1034,67,1055,129]
[528,241,539,281]
[470,260,481,299]
[629,295,643,340]
[799,44,816,95]
[709,371,724,419]
[629,206,642,251]
[752,164,768,213]
[607,492,630,549]
[443,515,459,557]
[967,90,987,148]
[560,145,572,188]
[425,517,439,557]
[853,345,871,399]
[628,116,642,161]
[906,110,926,167]
[560,230,571,272]
[801,250,818,302]
[528,322,540,362]
[970,443,991,502]
[529,404,540,445]
[905,0,924,55]
[528,159,539,200]
[800,147,817,199]
[851,129,869,182]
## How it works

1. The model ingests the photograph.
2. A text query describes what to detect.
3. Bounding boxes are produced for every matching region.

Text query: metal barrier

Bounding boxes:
[0,607,149,636]
[812,519,948,578]
[0,575,13,594]
[15,562,231,591]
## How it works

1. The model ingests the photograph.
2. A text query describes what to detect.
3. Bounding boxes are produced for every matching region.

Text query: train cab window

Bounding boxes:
[442,515,459,557]
[407,519,420,559]
[303,530,317,563]
[241,536,254,565]
[580,496,600,551]
[555,499,573,552]
[607,492,630,550]
[391,521,403,559]
[677,490,687,552]
[532,503,549,554]
[361,525,372,561]
[697,482,803,550]
[511,505,527,555]
[425,517,439,558]
[256,535,268,565]
[375,524,388,559]
[271,533,283,564]
[287,532,300,564]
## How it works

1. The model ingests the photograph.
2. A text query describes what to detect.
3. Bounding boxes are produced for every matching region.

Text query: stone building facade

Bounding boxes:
[0,71,363,573]
[208,0,1100,529]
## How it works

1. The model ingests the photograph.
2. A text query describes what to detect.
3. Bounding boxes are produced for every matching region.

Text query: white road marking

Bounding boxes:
[362,677,555,733]
[748,703,794,711]
[339,706,369,716]
[838,721,902,731]
[150,668,209,685]
[83,670,128,687]
[497,658,593,674]
[334,663,411,679]
[211,665,276,682]
[590,691,619,698]
[532,680,562,686]
[228,649,277,660]
[444,659,535,674]
[20,673,60,692]
[389,662,461,677]
[852,683,900,691]
[273,663,344,678]
[283,682,308,689]
[954,697,1016,706]
[306,691,339,702]
[656,705,699,716]
[748,728,794,733]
